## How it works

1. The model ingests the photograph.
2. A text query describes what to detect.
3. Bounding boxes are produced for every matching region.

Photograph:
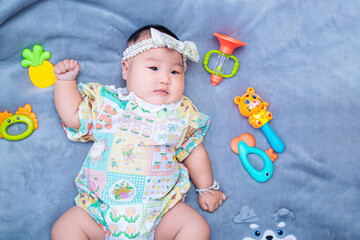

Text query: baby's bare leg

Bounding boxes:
[155,202,210,240]
[51,206,105,240]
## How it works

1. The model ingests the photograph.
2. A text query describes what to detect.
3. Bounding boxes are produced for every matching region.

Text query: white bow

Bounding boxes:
[150,28,200,62]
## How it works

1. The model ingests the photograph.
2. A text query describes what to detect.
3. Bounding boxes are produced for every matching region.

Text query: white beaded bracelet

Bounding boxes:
[195,180,220,196]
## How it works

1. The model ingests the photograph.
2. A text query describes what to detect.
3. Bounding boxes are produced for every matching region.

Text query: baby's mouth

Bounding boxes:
[154,89,169,95]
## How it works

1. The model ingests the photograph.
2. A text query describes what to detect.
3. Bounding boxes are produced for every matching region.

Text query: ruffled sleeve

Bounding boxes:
[175,97,211,162]
[63,82,103,142]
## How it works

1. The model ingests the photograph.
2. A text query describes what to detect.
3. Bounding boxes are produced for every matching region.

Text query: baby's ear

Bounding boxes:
[122,60,129,80]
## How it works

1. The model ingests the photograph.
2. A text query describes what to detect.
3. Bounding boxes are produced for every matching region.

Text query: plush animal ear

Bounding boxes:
[234,96,242,105]
[247,87,255,94]
[273,208,295,222]
[233,205,259,224]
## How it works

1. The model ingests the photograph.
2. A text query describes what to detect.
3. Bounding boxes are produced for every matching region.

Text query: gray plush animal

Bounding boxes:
[234,206,297,240]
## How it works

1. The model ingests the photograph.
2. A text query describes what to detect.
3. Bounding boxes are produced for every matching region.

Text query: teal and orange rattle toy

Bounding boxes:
[234,87,285,153]
[0,104,38,141]
[231,88,284,182]
[203,33,246,86]
[231,133,278,182]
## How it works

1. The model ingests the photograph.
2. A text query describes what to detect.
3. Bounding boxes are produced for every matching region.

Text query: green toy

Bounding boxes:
[0,104,38,141]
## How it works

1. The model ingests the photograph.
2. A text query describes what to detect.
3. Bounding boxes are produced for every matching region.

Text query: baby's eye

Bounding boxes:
[149,67,159,71]
[171,70,180,74]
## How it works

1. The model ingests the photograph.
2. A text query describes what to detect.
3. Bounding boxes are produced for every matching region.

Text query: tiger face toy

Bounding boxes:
[234,87,272,128]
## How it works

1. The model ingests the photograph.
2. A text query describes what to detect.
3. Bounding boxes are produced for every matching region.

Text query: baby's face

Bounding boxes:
[122,47,185,105]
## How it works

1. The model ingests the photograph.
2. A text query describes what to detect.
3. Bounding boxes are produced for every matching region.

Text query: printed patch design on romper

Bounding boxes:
[82,168,108,197]
[163,165,191,211]
[143,175,177,201]
[108,135,152,176]
[103,172,145,206]
[96,104,119,131]
[141,202,164,239]
[84,133,114,171]
[105,204,143,238]
[109,179,137,202]
[116,102,156,141]
[75,192,109,228]
[76,192,97,211]
[123,205,142,239]
[148,144,178,176]
[100,86,129,111]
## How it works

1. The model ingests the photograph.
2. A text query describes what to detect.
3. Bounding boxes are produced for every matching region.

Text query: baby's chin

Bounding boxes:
[147,98,179,106]
[145,95,182,106]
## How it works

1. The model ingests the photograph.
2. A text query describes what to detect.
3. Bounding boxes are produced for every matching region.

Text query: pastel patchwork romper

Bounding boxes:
[63,83,210,239]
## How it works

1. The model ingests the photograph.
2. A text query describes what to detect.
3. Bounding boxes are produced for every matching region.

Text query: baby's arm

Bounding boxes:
[54,59,81,129]
[183,143,226,212]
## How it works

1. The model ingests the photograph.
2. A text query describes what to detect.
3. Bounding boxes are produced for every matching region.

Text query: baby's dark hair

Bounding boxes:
[127,25,179,45]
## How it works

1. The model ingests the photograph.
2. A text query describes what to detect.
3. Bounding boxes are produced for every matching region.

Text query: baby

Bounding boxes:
[51,25,226,240]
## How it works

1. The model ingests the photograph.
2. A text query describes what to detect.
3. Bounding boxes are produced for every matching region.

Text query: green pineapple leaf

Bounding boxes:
[21,59,35,68]
[40,51,51,63]
[33,45,43,63]
[21,48,38,67]
[21,44,51,68]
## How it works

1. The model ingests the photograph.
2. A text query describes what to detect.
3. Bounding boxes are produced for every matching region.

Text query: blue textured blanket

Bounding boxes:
[1,0,359,239]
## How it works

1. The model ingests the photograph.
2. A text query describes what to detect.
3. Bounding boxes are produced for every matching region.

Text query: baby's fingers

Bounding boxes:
[208,202,217,213]
[54,63,65,74]
[199,201,208,211]
[53,65,61,74]
[69,60,75,70]
[214,192,226,210]
[69,60,79,71]
[218,193,226,206]
[218,197,223,206]
[63,59,71,71]
[55,61,68,74]
[74,60,80,71]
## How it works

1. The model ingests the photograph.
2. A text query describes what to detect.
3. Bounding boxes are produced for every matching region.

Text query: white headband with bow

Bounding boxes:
[122,28,200,67]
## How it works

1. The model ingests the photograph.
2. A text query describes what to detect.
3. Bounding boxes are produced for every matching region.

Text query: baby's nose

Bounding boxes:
[160,74,171,85]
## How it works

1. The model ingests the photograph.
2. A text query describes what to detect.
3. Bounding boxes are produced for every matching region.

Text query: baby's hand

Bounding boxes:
[54,59,80,81]
[198,190,226,213]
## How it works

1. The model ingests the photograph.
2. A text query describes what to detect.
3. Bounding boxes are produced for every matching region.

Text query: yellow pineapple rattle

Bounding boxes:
[21,44,56,88]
